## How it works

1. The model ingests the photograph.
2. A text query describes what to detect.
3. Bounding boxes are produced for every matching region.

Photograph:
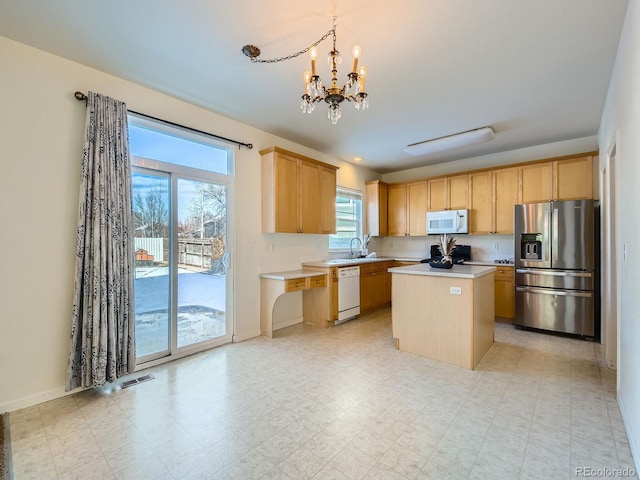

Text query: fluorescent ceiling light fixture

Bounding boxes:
[404,127,495,156]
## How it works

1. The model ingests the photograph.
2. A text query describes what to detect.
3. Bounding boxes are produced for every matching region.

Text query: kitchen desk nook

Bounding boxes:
[259,270,329,338]
[389,263,496,369]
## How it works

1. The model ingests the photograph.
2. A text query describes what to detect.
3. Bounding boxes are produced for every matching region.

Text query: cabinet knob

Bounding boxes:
[295,282,300,287]
[316,279,320,284]
[372,272,376,276]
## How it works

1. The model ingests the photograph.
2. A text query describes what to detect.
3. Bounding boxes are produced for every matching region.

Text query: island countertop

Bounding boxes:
[388,263,496,279]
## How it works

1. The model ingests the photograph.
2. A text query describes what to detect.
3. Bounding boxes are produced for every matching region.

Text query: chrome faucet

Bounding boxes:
[349,237,363,259]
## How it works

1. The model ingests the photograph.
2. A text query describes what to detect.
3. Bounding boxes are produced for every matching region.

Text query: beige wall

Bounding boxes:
[598,0,640,468]
[0,36,380,411]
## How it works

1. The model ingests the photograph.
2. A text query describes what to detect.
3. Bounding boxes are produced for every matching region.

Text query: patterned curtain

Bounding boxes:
[66,92,135,391]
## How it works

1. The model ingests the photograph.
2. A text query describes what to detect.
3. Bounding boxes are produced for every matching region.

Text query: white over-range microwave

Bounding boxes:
[426,209,469,234]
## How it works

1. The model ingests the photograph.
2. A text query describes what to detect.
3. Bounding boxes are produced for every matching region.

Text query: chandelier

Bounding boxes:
[242,18,369,124]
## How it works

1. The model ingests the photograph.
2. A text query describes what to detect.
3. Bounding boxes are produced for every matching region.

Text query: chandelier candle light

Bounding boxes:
[242,18,369,124]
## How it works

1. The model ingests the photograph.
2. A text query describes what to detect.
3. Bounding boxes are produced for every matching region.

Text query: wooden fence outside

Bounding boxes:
[178,238,214,269]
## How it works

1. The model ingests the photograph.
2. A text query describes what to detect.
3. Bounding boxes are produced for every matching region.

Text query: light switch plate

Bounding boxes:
[450,286,462,295]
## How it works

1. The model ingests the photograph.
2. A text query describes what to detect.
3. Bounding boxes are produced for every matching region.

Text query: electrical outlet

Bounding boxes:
[492,243,499,250]
[450,287,462,295]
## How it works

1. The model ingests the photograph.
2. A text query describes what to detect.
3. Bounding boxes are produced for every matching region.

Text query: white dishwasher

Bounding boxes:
[337,266,360,322]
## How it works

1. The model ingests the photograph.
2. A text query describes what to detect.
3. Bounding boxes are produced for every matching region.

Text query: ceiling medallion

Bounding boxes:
[242,17,368,124]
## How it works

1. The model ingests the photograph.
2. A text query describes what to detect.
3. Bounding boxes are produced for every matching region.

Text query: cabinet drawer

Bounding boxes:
[286,278,307,292]
[374,262,390,273]
[360,264,374,274]
[309,275,327,288]
[494,267,514,279]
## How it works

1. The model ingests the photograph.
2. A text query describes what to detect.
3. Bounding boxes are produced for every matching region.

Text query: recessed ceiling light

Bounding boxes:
[404,127,495,156]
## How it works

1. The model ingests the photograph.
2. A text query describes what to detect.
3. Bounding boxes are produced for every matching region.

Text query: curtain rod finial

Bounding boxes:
[74,91,87,101]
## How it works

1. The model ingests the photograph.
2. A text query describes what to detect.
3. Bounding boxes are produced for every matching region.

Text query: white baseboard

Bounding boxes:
[618,392,639,473]
[273,316,303,332]
[233,328,262,343]
[0,385,79,413]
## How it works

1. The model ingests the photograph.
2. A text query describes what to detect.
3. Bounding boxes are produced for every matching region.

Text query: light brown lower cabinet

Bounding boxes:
[302,266,339,323]
[360,261,393,313]
[494,266,515,321]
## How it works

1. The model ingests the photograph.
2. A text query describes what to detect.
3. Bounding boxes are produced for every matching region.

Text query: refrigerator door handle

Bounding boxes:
[543,208,551,262]
[552,207,559,265]
[516,269,592,278]
[516,286,593,298]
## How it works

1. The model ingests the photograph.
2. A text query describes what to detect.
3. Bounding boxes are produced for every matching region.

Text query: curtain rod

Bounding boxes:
[74,92,253,150]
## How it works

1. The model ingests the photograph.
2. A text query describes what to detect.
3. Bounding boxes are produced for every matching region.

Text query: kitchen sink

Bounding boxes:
[324,259,356,264]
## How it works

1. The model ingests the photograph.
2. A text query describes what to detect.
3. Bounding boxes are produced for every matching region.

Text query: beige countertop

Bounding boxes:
[465,260,515,267]
[301,257,396,268]
[388,263,496,279]
[300,257,514,268]
[259,270,326,281]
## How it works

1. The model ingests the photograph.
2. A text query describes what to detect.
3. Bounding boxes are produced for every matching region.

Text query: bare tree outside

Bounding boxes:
[133,188,169,238]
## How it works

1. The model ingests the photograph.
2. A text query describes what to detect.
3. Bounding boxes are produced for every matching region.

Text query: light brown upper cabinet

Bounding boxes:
[553,156,593,201]
[518,156,593,204]
[427,178,446,211]
[388,182,428,236]
[364,180,388,237]
[468,167,519,235]
[319,166,337,234]
[469,171,493,234]
[493,167,519,234]
[388,184,407,236]
[261,147,338,234]
[448,174,470,210]
[427,175,469,211]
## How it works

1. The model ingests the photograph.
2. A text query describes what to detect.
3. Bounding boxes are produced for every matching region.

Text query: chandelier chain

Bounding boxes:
[250,27,336,63]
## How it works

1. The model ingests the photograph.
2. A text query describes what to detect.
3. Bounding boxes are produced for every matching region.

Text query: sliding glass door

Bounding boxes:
[176,178,228,348]
[129,114,234,365]
[132,170,232,363]
[132,171,171,358]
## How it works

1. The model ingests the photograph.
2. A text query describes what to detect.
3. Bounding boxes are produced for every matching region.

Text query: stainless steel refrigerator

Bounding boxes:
[514,200,595,337]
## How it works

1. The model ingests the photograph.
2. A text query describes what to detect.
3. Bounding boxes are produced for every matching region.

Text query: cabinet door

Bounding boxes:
[365,181,388,237]
[427,178,446,211]
[407,182,428,236]
[388,184,408,236]
[383,270,392,305]
[554,156,593,201]
[372,271,387,307]
[495,276,515,320]
[360,273,375,311]
[448,174,469,210]
[299,161,321,234]
[519,162,553,204]
[330,268,339,321]
[274,154,300,233]
[320,167,337,234]
[493,167,518,234]
[469,172,492,234]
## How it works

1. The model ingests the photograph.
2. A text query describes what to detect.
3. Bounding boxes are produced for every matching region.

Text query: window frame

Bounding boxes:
[329,186,363,251]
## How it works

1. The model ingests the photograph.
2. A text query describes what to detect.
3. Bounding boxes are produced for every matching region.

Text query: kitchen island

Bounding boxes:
[388,263,496,369]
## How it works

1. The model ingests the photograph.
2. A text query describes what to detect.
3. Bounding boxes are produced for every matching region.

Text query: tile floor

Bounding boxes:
[8,308,638,480]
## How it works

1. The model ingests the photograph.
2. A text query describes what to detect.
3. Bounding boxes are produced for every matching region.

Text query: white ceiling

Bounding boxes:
[0,1,629,172]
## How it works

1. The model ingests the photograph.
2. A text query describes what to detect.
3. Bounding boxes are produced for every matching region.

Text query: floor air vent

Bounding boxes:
[121,374,155,389]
